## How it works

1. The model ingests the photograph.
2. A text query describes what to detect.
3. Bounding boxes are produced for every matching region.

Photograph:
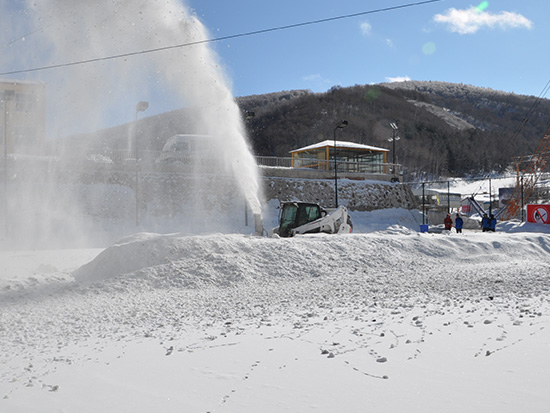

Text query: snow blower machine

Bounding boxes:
[270,202,353,237]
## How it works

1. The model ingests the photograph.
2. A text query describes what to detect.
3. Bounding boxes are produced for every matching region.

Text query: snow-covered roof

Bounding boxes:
[290,140,389,153]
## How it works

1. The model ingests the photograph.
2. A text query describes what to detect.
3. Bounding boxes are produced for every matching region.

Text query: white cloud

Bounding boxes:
[360,21,372,36]
[385,38,394,48]
[434,7,533,34]
[304,74,328,82]
[385,76,411,83]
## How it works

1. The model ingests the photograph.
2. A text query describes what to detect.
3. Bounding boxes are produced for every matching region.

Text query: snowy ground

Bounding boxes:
[2,209,550,412]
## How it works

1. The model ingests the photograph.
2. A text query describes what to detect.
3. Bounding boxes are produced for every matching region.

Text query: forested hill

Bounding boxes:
[237,81,550,179]
[73,81,550,180]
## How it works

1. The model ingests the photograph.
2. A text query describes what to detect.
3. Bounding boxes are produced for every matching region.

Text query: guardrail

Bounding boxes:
[20,150,401,177]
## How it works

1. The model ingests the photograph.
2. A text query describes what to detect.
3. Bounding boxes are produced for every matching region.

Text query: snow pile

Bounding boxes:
[2,209,550,412]
[73,228,550,291]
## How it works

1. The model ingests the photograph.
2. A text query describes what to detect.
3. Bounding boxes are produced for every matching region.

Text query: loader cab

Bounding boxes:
[278,202,325,237]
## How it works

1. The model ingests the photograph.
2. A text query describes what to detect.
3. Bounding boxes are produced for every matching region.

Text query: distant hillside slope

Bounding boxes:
[64,81,550,180]
[240,81,550,179]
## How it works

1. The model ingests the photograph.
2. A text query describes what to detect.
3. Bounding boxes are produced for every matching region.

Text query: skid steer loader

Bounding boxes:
[270,202,353,237]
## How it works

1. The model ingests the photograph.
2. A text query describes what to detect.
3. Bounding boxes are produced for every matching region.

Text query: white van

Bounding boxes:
[156,134,215,163]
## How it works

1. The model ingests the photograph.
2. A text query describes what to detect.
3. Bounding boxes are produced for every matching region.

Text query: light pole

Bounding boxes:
[333,120,348,208]
[135,101,149,227]
[389,122,400,177]
[2,90,14,236]
[489,178,493,215]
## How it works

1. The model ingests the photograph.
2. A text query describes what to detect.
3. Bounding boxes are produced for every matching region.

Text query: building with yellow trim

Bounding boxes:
[290,140,389,173]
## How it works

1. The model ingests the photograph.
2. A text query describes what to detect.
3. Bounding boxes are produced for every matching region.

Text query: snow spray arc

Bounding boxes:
[154,6,264,233]
[0,0,263,247]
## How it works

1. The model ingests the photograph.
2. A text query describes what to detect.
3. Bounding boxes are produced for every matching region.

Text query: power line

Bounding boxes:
[470,79,550,198]
[510,79,550,137]
[0,0,445,76]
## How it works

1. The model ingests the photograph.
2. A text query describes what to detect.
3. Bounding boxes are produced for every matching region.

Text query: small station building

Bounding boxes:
[290,140,389,174]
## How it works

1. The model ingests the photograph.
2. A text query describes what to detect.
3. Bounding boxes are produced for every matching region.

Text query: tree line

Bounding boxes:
[238,81,550,180]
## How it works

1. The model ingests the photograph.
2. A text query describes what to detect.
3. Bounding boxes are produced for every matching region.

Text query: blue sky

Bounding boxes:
[0,0,547,136]
[190,0,546,98]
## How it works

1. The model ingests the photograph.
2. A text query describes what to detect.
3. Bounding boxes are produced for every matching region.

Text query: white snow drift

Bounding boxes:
[1,210,550,412]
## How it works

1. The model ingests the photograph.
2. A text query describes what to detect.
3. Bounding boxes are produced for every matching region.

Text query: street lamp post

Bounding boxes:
[389,122,400,177]
[135,101,149,227]
[2,90,15,236]
[489,178,493,215]
[333,120,348,208]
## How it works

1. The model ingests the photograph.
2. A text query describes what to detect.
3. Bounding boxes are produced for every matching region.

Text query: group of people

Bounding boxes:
[481,213,497,232]
[443,212,496,233]
[444,213,463,233]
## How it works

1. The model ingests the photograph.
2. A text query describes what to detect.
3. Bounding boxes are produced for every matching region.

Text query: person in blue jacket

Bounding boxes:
[488,214,497,232]
[455,213,464,233]
[481,213,490,232]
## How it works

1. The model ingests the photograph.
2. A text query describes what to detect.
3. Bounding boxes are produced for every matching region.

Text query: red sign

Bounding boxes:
[527,204,550,224]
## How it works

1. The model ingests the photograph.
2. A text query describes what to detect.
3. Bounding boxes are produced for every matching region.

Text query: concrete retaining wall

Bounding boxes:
[260,166,397,182]
[53,169,416,215]
[264,177,416,211]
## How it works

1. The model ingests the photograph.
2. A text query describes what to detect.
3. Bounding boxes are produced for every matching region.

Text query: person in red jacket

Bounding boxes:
[444,213,453,231]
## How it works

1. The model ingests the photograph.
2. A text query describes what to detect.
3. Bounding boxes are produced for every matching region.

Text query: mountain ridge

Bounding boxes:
[68,80,550,180]
[240,80,550,179]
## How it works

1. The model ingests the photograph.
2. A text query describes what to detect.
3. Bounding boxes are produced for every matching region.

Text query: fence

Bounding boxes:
[255,155,400,176]
[410,175,550,224]
[9,150,400,179]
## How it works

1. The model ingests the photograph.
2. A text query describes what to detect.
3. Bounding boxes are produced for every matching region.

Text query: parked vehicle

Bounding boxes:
[270,202,353,237]
[156,134,214,164]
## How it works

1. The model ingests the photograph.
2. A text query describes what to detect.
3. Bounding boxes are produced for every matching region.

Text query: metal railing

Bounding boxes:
[32,149,401,177]
[255,156,293,168]
[256,155,400,176]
